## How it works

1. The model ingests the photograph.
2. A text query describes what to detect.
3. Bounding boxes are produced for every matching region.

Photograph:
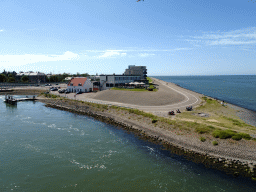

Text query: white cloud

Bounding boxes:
[190,27,256,46]
[138,53,155,57]
[0,51,79,67]
[98,50,127,58]
[0,29,3,32]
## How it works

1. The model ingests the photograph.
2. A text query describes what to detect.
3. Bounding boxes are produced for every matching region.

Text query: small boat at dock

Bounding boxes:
[4,95,17,105]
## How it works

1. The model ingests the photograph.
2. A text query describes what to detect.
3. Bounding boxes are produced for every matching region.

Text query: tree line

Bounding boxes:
[0,71,90,83]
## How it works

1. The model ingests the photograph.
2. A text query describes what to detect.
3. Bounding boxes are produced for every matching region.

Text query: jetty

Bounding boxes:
[4,95,37,105]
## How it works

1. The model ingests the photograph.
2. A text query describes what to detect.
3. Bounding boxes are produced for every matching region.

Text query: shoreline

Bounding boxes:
[2,82,256,180]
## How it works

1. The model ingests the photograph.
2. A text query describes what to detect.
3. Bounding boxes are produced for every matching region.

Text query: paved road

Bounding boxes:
[52,78,203,117]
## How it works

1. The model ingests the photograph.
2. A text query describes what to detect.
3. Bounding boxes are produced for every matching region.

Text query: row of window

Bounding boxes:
[114,76,139,81]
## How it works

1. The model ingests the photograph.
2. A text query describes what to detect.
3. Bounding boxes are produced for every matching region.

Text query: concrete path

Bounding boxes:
[52,77,203,117]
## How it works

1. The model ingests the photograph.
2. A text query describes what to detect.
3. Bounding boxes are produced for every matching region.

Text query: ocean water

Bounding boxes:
[0,97,256,191]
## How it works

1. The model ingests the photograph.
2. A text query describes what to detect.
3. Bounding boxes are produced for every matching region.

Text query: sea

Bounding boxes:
[1,94,256,191]
[153,75,256,126]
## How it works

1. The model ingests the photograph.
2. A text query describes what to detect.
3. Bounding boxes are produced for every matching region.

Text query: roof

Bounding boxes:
[68,77,88,86]
[64,77,73,81]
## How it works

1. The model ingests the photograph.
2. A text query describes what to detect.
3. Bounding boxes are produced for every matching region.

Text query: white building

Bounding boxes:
[67,77,93,93]
[124,65,147,79]
[99,74,142,90]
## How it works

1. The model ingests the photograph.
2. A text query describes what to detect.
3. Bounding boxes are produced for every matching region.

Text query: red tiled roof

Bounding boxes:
[68,77,87,86]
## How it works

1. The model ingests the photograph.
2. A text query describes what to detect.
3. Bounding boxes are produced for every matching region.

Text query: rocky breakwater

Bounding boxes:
[38,97,256,181]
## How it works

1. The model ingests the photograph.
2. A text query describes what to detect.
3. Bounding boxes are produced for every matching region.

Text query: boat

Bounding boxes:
[4,95,17,105]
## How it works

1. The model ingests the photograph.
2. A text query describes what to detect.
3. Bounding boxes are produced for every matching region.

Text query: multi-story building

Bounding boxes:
[124,65,147,79]
[99,74,142,90]
[16,71,46,83]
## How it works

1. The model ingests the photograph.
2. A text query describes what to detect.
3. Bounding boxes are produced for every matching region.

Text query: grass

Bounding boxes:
[195,125,216,134]
[212,141,218,146]
[200,137,206,142]
[212,129,252,140]
[146,77,153,83]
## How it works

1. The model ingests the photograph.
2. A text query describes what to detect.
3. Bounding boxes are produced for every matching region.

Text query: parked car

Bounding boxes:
[58,89,65,93]
[45,84,52,86]
[56,83,59,85]
[65,89,70,94]
[168,111,175,115]
[76,90,82,94]
[65,89,70,93]
[50,87,58,91]
[186,106,193,111]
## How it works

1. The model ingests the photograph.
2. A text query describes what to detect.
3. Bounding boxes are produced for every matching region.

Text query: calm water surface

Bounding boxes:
[0,96,256,191]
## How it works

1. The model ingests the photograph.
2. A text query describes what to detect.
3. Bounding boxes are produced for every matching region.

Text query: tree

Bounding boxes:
[21,75,29,83]
[8,77,16,83]
[0,74,7,82]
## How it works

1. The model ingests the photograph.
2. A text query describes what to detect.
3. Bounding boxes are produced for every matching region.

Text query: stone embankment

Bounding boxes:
[38,97,256,181]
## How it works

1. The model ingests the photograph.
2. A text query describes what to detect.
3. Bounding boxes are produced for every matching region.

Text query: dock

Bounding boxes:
[4,95,37,105]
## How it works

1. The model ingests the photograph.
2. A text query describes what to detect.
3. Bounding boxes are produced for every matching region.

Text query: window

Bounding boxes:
[115,77,118,81]
[106,83,109,87]
[78,83,82,86]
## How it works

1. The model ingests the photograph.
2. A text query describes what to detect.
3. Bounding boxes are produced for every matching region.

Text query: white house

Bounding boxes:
[67,77,93,93]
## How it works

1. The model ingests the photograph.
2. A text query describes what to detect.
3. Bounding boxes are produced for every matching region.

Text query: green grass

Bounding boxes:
[146,77,153,83]
[200,137,206,142]
[195,125,216,134]
[212,129,252,140]
[212,141,218,146]
[212,129,237,139]
[231,134,242,141]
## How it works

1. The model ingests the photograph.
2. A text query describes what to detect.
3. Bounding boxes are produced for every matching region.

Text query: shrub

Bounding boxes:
[212,141,218,145]
[238,133,252,140]
[212,129,236,139]
[200,137,206,142]
[195,126,215,134]
[231,134,242,141]
[152,119,158,123]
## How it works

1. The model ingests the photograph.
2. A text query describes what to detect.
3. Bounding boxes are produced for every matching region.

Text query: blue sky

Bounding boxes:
[1,0,256,76]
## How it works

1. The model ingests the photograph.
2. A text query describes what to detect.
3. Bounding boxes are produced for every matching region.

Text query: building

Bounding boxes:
[16,71,46,83]
[99,74,142,90]
[67,77,93,93]
[124,65,147,79]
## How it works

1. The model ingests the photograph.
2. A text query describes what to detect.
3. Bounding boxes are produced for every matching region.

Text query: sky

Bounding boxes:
[1,0,256,76]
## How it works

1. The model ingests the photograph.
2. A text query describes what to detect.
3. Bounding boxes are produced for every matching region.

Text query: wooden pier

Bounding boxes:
[4,95,37,105]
